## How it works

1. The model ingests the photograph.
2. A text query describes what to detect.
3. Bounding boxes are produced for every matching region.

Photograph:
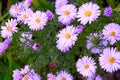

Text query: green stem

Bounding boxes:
[7,53,14,67]
[0,12,9,22]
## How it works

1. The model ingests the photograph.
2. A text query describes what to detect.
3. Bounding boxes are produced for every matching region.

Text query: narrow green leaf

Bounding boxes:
[114,3,120,12]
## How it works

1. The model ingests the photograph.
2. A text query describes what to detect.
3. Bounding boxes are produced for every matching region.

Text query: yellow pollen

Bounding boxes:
[23,76,28,80]
[14,7,19,11]
[85,10,92,17]
[108,57,115,64]
[65,33,71,39]
[23,14,27,19]
[7,26,12,31]
[35,18,41,23]
[61,77,66,80]
[110,31,116,36]
[64,11,70,15]
[84,64,89,69]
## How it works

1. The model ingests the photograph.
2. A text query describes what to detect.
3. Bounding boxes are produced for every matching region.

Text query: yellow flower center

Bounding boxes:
[23,76,28,80]
[85,10,92,17]
[14,6,19,11]
[110,31,116,36]
[35,18,41,23]
[7,26,12,31]
[108,57,115,64]
[64,11,70,15]
[23,14,27,19]
[84,64,89,69]
[65,33,71,39]
[61,77,66,80]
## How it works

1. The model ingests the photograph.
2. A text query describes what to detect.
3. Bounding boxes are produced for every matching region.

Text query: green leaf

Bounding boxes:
[114,3,120,12]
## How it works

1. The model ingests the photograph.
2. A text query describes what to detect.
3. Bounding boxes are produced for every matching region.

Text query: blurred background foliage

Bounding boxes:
[1,0,120,80]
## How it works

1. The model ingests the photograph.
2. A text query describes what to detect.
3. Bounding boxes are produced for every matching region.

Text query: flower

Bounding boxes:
[23,0,32,8]
[76,56,97,77]
[13,65,42,80]
[9,2,23,17]
[49,61,56,67]
[95,75,102,80]
[1,19,18,38]
[46,10,54,20]
[56,25,78,52]
[27,11,48,31]
[13,69,22,80]
[102,23,120,45]
[55,0,68,9]
[104,6,113,17]
[17,8,33,24]
[32,43,40,50]
[3,38,11,49]
[47,73,56,80]
[0,42,6,55]
[75,25,84,34]
[87,75,102,80]
[77,2,101,25]
[56,4,77,25]
[99,47,120,72]
[56,70,73,80]
[20,32,33,48]
[86,33,107,54]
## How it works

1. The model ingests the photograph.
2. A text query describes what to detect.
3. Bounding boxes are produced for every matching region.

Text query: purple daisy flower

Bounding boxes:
[104,6,113,17]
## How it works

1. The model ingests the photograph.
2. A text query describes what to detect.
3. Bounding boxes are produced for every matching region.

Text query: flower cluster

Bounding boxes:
[13,65,41,80]
[1,0,120,79]
[47,70,73,80]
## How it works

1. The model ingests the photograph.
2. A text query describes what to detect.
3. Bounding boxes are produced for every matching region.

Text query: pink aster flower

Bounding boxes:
[56,25,78,52]
[17,8,33,24]
[56,70,73,80]
[9,2,23,17]
[1,19,18,38]
[77,2,101,25]
[76,56,97,77]
[56,4,77,25]
[102,23,120,45]
[27,11,48,31]
[99,47,120,72]
[47,73,56,80]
